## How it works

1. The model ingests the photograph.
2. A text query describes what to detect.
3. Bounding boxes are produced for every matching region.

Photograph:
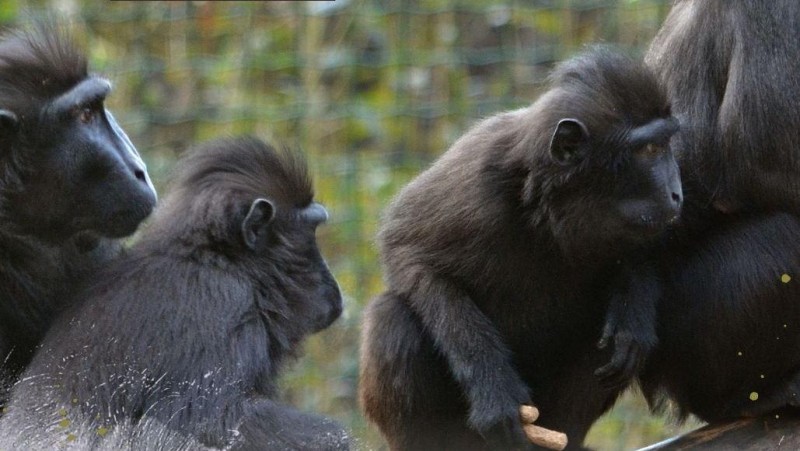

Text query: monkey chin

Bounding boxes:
[61,208,151,241]
[620,213,679,242]
[103,207,154,237]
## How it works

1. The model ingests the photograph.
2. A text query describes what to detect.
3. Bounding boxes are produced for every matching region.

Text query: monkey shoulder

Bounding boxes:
[381,110,528,249]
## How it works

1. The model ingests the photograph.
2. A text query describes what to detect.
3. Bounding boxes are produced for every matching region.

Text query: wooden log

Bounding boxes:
[519,405,568,450]
[639,409,800,450]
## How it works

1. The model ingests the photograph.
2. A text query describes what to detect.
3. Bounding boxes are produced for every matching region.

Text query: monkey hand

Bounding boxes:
[468,380,534,450]
[595,266,659,389]
[594,320,654,389]
[475,409,533,451]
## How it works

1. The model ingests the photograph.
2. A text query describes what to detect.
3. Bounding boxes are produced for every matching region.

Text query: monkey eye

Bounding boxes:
[78,107,94,124]
[637,144,665,157]
[75,101,102,124]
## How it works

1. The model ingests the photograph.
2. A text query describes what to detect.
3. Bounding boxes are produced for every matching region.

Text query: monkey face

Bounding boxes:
[242,198,343,340]
[148,137,344,346]
[273,202,343,335]
[614,142,683,235]
[2,77,157,241]
[547,116,683,256]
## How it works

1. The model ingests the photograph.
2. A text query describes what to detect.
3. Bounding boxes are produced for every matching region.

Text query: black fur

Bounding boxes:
[0,23,156,395]
[638,0,800,422]
[359,48,680,451]
[0,137,348,450]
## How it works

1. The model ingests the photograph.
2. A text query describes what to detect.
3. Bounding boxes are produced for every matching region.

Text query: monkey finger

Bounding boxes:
[483,420,532,451]
[614,350,643,387]
[597,362,631,389]
[594,338,635,381]
[596,322,616,349]
[600,345,644,389]
[594,357,624,380]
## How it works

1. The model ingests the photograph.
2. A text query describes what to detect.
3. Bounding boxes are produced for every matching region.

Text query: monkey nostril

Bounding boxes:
[134,169,146,182]
[671,192,683,205]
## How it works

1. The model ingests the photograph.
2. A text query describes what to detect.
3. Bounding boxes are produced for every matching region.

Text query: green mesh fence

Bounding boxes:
[1,1,701,449]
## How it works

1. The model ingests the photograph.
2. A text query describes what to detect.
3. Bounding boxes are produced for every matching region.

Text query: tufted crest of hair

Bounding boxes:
[146,136,314,248]
[0,21,87,119]
[511,46,671,166]
[549,46,669,134]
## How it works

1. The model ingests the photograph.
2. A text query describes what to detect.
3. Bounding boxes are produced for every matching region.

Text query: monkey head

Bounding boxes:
[523,49,683,260]
[0,24,157,241]
[146,137,343,349]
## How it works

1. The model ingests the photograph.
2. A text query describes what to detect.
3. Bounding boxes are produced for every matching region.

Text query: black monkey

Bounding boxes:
[359,48,681,451]
[0,137,348,450]
[646,0,800,215]
[630,0,800,422]
[0,23,157,387]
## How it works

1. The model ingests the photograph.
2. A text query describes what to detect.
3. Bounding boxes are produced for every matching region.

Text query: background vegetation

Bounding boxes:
[2,1,701,449]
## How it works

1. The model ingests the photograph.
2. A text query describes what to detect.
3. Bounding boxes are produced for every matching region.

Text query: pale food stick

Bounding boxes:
[519,405,568,450]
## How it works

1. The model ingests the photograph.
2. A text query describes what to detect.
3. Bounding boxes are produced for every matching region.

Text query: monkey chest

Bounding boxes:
[480,283,605,355]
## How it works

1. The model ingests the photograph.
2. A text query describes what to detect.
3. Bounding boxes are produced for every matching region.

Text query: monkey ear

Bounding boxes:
[0,109,19,133]
[550,118,589,165]
[242,198,276,251]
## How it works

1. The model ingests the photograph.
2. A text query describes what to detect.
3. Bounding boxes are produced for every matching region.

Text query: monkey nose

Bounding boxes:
[671,190,683,207]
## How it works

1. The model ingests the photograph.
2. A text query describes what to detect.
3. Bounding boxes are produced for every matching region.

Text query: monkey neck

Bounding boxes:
[0,229,121,352]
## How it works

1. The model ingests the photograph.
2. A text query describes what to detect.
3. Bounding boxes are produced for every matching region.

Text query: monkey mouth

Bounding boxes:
[617,198,681,237]
[69,207,151,238]
[625,213,678,236]
[103,209,151,237]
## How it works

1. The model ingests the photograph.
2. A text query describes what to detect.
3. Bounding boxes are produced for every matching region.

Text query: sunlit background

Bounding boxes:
[2,1,701,449]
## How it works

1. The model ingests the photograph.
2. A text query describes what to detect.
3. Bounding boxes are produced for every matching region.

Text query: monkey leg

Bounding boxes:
[360,292,499,451]
[390,266,533,449]
[531,341,627,451]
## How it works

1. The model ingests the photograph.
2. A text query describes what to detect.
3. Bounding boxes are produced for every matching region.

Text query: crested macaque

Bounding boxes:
[0,137,348,450]
[0,23,156,401]
[637,0,800,423]
[360,48,681,450]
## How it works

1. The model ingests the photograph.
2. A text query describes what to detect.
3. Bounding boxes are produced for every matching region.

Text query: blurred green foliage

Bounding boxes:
[3,0,702,449]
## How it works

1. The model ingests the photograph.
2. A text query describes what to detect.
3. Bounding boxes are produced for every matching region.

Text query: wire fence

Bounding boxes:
[3,1,699,449]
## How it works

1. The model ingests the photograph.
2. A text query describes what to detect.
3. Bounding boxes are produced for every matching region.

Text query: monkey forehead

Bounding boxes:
[48,77,112,115]
[546,48,670,128]
[627,117,679,148]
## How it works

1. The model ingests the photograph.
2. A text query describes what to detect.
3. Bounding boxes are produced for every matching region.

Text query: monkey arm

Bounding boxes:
[397,265,533,447]
[234,398,350,450]
[594,262,660,388]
